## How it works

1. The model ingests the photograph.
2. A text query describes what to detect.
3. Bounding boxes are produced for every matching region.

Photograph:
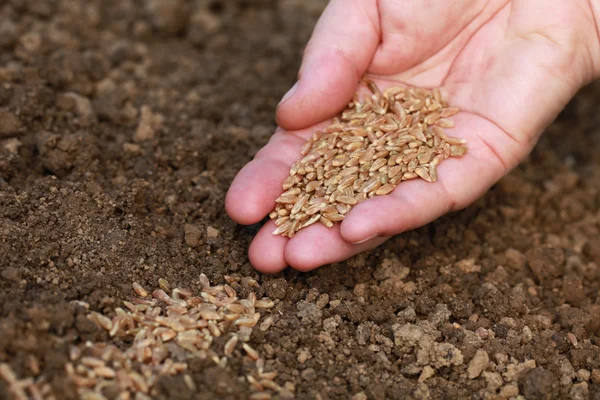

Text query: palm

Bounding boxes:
[227,0,599,272]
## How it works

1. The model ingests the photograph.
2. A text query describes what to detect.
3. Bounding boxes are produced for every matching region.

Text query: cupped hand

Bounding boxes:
[227,0,600,273]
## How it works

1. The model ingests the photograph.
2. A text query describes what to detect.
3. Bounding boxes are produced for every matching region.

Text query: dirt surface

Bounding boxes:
[2,1,600,399]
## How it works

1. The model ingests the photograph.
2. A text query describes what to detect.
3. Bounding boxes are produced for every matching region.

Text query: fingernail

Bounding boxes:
[352,233,379,244]
[279,81,298,106]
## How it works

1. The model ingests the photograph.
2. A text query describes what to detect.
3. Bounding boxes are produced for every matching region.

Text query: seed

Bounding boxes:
[450,145,468,157]
[305,180,322,193]
[88,312,112,331]
[255,299,274,308]
[275,195,298,204]
[133,282,149,298]
[414,166,432,182]
[249,392,272,400]
[205,321,220,337]
[158,278,171,293]
[337,196,357,205]
[369,158,387,172]
[94,366,116,378]
[259,316,274,332]
[183,374,197,392]
[242,344,259,360]
[69,346,81,361]
[375,184,395,196]
[199,273,210,289]
[436,118,454,128]
[224,335,238,356]
[319,216,333,228]
[260,379,282,391]
[300,141,313,155]
[440,107,459,118]
[272,222,291,236]
[323,213,344,222]
[301,205,323,218]
[81,357,105,368]
[429,164,438,182]
[290,194,309,215]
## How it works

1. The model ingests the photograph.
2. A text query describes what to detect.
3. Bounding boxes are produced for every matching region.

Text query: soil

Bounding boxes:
[1,1,600,399]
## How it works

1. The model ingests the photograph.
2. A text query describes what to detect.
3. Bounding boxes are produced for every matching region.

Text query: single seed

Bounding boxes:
[133,282,149,298]
[158,278,171,293]
[242,343,259,360]
[375,184,395,196]
[337,196,358,205]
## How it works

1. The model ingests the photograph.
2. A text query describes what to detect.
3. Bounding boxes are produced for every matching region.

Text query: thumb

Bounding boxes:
[276,0,380,131]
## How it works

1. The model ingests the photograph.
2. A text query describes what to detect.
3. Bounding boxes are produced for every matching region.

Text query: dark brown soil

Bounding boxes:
[1,1,600,399]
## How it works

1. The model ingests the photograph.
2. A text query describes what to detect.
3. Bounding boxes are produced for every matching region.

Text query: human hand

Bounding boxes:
[226,0,600,273]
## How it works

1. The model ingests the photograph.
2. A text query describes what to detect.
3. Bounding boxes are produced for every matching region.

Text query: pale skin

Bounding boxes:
[226,0,600,273]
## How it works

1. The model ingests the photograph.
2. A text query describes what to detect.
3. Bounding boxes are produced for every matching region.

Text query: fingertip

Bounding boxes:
[225,183,267,225]
[248,222,289,274]
[284,225,333,272]
[339,198,386,244]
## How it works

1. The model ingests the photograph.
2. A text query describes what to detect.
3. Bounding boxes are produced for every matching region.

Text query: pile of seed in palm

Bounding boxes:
[270,80,468,237]
[62,276,285,400]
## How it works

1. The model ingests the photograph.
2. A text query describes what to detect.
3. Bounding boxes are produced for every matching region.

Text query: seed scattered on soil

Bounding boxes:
[271,80,468,237]
[65,277,277,398]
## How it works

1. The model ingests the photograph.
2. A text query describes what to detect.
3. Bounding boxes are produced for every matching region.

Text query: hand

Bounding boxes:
[226,0,600,273]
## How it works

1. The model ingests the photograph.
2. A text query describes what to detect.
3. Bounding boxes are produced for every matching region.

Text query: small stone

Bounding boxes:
[521,367,559,399]
[578,369,591,382]
[183,224,201,247]
[188,8,222,46]
[525,245,565,282]
[351,393,367,400]
[569,382,589,400]
[356,323,370,346]
[3,138,21,153]
[19,32,42,53]
[591,369,600,384]
[455,258,481,273]
[296,301,322,326]
[297,349,310,364]
[315,294,329,309]
[134,106,163,142]
[123,143,142,155]
[522,326,533,344]
[206,226,220,239]
[563,275,586,307]
[0,110,22,137]
[65,93,96,126]
[1,267,20,282]
[147,0,190,36]
[475,327,489,340]
[329,300,341,309]
[498,384,519,398]
[583,238,600,264]
[483,371,503,391]
[418,366,435,383]
[301,368,316,381]
[0,20,18,49]
[429,303,451,326]
[353,283,366,298]
[467,349,489,379]
[263,278,288,300]
[505,248,526,270]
